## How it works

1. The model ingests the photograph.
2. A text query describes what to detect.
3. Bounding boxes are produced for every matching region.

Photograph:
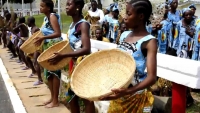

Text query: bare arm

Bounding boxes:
[127,39,157,94]
[33,28,40,34]
[13,23,23,31]
[63,22,91,57]
[42,14,61,39]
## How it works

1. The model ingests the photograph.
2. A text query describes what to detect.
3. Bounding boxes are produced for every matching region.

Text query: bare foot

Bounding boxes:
[45,102,59,108]
[43,99,52,105]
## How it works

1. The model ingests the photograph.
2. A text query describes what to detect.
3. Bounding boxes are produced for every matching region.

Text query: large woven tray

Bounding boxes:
[71,49,136,101]
[37,40,73,71]
[20,31,43,54]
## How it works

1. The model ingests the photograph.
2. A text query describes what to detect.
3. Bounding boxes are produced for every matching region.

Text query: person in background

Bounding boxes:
[1,10,9,45]
[95,28,110,42]
[192,17,200,60]
[27,16,43,86]
[34,0,62,108]
[158,5,170,54]
[108,5,119,43]
[189,4,198,19]
[167,0,182,52]
[85,0,104,39]
[173,8,195,58]
[13,17,31,71]
[2,11,10,48]
[116,22,127,44]
[88,0,104,24]
[7,13,18,59]
[188,4,198,27]
[102,4,114,38]
[48,0,95,112]
[104,7,110,15]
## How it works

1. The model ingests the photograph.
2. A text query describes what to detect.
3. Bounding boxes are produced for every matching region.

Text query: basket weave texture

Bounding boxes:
[20,31,44,54]
[37,40,73,71]
[71,49,136,101]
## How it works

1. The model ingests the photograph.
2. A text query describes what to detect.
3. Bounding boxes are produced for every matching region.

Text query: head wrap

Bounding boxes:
[168,0,173,5]
[112,5,119,12]
[189,4,196,10]
[106,7,110,11]
[182,8,191,15]
[110,3,115,7]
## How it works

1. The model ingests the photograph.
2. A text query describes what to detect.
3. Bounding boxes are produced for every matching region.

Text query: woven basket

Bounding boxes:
[20,31,43,54]
[70,49,136,101]
[37,40,73,71]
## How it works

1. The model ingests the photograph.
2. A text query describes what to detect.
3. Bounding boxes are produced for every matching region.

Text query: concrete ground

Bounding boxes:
[0,47,70,113]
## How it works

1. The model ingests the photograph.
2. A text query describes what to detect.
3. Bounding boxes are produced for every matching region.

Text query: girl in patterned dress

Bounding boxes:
[167,0,182,52]
[108,5,120,43]
[189,4,198,20]
[192,18,200,61]
[102,4,114,38]
[49,0,95,112]
[100,0,157,112]
[158,5,170,54]
[172,8,195,58]
[34,0,62,108]
[116,22,127,44]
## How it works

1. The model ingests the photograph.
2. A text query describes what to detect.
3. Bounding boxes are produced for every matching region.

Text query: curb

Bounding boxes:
[0,58,27,113]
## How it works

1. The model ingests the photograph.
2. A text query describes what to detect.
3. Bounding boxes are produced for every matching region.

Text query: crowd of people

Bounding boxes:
[0,0,199,112]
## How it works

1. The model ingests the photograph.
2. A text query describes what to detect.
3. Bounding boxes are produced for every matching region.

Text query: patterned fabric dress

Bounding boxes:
[59,19,89,112]
[192,18,200,61]
[40,13,62,80]
[167,10,182,49]
[103,14,113,38]
[173,20,195,58]
[84,12,101,39]
[158,19,170,54]
[108,31,155,113]
[108,18,119,43]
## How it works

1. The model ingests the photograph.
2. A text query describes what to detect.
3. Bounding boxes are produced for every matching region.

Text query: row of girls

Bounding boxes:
[38,0,157,112]
[2,0,196,113]
[50,0,156,112]
[1,0,158,113]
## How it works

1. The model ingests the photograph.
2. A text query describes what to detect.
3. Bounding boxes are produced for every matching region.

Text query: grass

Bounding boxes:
[25,13,72,32]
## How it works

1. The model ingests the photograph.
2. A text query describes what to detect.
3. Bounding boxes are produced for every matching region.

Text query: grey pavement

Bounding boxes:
[0,74,14,113]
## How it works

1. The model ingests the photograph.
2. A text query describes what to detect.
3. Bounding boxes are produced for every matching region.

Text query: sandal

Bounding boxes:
[28,73,35,78]
[22,66,29,70]
[33,80,43,86]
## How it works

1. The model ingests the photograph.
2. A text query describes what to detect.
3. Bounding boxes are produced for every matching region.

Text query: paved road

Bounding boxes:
[0,74,14,113]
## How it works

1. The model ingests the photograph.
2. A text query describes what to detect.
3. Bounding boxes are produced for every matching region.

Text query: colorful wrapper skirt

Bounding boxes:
[108,90,154,113]
[43,39,61,80]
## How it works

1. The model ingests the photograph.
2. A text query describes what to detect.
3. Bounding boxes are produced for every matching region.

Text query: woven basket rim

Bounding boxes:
[37,40,70,62]
[70,49,136,100]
